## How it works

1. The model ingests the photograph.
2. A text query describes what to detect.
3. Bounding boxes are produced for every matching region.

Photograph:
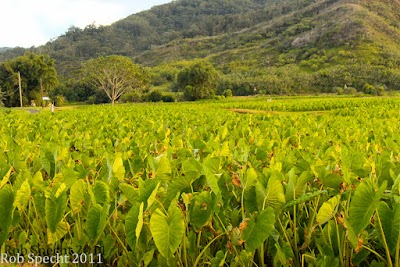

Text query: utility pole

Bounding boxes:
[18,71,22,107]
[40,78,44,108]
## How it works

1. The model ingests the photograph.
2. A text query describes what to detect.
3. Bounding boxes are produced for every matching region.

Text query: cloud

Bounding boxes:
[0,0,172,48]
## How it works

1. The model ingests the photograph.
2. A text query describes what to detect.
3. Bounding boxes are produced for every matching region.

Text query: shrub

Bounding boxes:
[223,89,233,97]
[344,87,358,95]
[55,95,66,107]
[120,92,143,103]
[161,94,176,102]
[147,91,163,102]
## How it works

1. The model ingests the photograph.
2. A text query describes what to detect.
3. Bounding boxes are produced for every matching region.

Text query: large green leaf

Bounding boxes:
[147,182,160,211]
[47,221,69,244]
[204,167,221,195]
[241,207,275,252]
[0,185,14,246]
[148,155,171,180]
[119,183,139,204]
[112,153,125,181]
[70,179,87,214]
[285,170,311,202]
[136,202,144,243]
[317,195,341,225]
[189,191,216,231]
[264,175,286,212]
[45,188,67,233]
[93,180,110,205]
[41,151,56,178]
[0,167,12,189]
[150,202,185,260]
[348,180,386,234]
[375,202,400,255]
[14,180,31,211]
[125,203,141,250]
[87,204,109,241]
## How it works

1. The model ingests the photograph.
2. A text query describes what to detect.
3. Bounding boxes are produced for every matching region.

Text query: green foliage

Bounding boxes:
[120,91,143,103]
[177,60,219,100]
[2,0,400,98]
[1,94,400,265]
[83,55,148,105]
[146,90,163,102]
[0,185,14,246]
[0,52,58,107]
[241,207,275,252]
[150,202,185,260]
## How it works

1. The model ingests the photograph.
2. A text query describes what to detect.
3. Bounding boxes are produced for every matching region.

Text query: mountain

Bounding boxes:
[0,47,12,53]
[1,0,400,94]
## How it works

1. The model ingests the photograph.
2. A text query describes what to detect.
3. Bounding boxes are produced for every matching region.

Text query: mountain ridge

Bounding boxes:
[1,0,400,94]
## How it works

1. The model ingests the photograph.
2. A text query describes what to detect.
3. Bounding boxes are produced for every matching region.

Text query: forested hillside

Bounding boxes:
[1,0,400,99]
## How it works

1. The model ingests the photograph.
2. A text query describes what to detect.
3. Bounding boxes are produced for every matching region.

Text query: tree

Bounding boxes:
[0,52,58,107]
[0,87,4,107]
[176,60,219,101]
[83,55,148,106]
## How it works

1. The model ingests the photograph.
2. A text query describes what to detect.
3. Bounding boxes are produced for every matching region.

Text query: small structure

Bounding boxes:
[42,96,51,107]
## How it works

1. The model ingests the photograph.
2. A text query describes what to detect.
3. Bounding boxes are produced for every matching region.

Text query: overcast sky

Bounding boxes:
[0,0,173,48]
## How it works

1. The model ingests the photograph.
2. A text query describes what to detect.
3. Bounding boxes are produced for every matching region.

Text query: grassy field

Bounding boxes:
[0,96,399,266]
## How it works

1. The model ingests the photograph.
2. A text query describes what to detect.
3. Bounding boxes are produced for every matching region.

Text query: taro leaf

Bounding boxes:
[47,221,69,244]
[189,191,216,231]
[41,151,56,178]
[147,182,160,211]
[204,157,221,174]
[204,167,221,195]
[0,185,14,246]
[31,171,44,191]
[119,183,139,204]
[243,168,258,189]
[348,180,386,234]
[241,207,275,252]
[125,203,141,249]
[87,204,109,241]
[138,178,159,209]
[244,185,261,214]
[46,188,67,233]
[211,250,226,267]
[285,170,311,202]
[93,180,110,205]
[320,173,345,190]
[70,179,87,214]
[141,249,155,267]
[0,167,12,189]
[112,153,125,181]
[264,175,286,212]
[150,202,185,260]
[375,201,400,255]
[14,180,31,211]
[148,155,171,181]
[317,195,341,225]
[136,202,144,243]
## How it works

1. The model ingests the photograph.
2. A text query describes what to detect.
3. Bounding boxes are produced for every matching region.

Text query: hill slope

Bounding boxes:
[1,0,400,93]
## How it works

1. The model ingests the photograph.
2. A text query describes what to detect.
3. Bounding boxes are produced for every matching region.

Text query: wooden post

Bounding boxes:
[18,71,22,107]
[40,78,44,108]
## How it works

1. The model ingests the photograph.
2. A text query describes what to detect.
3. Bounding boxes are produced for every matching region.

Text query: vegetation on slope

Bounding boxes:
[1,0,400,103]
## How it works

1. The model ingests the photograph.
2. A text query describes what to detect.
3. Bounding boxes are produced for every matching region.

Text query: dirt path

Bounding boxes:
[26,109,40,114]
[230,108,326,115]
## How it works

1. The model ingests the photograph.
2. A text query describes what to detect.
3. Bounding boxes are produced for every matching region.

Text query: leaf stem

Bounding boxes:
[193,234,224,267]
[375,209,393,267]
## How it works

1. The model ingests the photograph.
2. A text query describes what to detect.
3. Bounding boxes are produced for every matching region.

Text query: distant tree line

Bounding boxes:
[0,53,58,107]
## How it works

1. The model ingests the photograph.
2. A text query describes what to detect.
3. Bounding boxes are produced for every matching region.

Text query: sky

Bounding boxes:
[0,0,173,48]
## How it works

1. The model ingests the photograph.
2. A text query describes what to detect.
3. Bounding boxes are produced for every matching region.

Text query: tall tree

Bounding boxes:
[83,55,148,106]
[0,61,18,107]
[176,60,219,101]
[0,52,59,107]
